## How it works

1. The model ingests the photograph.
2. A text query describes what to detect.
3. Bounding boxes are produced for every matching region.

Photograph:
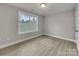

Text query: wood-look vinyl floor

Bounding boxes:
[0,35,78,56]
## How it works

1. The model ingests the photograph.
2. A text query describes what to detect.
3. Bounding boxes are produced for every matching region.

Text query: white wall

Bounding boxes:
[75,3,79,53]
[0,4,44,47]
[44,10,75,40]
[0,4,75,48]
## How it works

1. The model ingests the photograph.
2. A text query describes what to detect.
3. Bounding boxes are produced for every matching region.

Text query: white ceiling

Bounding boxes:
[9,3,75,16]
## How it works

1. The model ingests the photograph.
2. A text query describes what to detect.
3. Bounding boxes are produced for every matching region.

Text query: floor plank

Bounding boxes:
[0,35,78,56]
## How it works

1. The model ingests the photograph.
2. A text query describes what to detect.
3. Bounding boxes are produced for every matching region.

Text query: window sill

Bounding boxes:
[18,30,38,35]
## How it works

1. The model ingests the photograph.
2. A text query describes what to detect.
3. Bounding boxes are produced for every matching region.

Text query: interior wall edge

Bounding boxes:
[0,34,42,50]
[0,33,76,51]
[43,33,76,43]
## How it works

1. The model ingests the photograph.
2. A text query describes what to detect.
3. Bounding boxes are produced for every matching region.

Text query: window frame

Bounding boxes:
[18,11,38,35]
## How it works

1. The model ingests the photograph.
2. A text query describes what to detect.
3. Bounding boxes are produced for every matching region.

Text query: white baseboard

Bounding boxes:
[0,33,76,50]
[0,34,42,49]
[44,33,76,43]
[75,39,79,54]
[76,42,79,54]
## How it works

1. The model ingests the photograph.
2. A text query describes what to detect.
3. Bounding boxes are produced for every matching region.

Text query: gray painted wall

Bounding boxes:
[75,3,79,53]
[0,4,44,46]
[0,4,75,47]
[44,10,75,40]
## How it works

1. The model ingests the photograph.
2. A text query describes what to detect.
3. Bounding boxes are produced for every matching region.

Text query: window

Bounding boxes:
[18,11,38,34]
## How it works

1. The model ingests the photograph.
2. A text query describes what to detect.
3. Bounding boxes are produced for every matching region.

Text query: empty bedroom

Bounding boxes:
[0,3,79,56]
